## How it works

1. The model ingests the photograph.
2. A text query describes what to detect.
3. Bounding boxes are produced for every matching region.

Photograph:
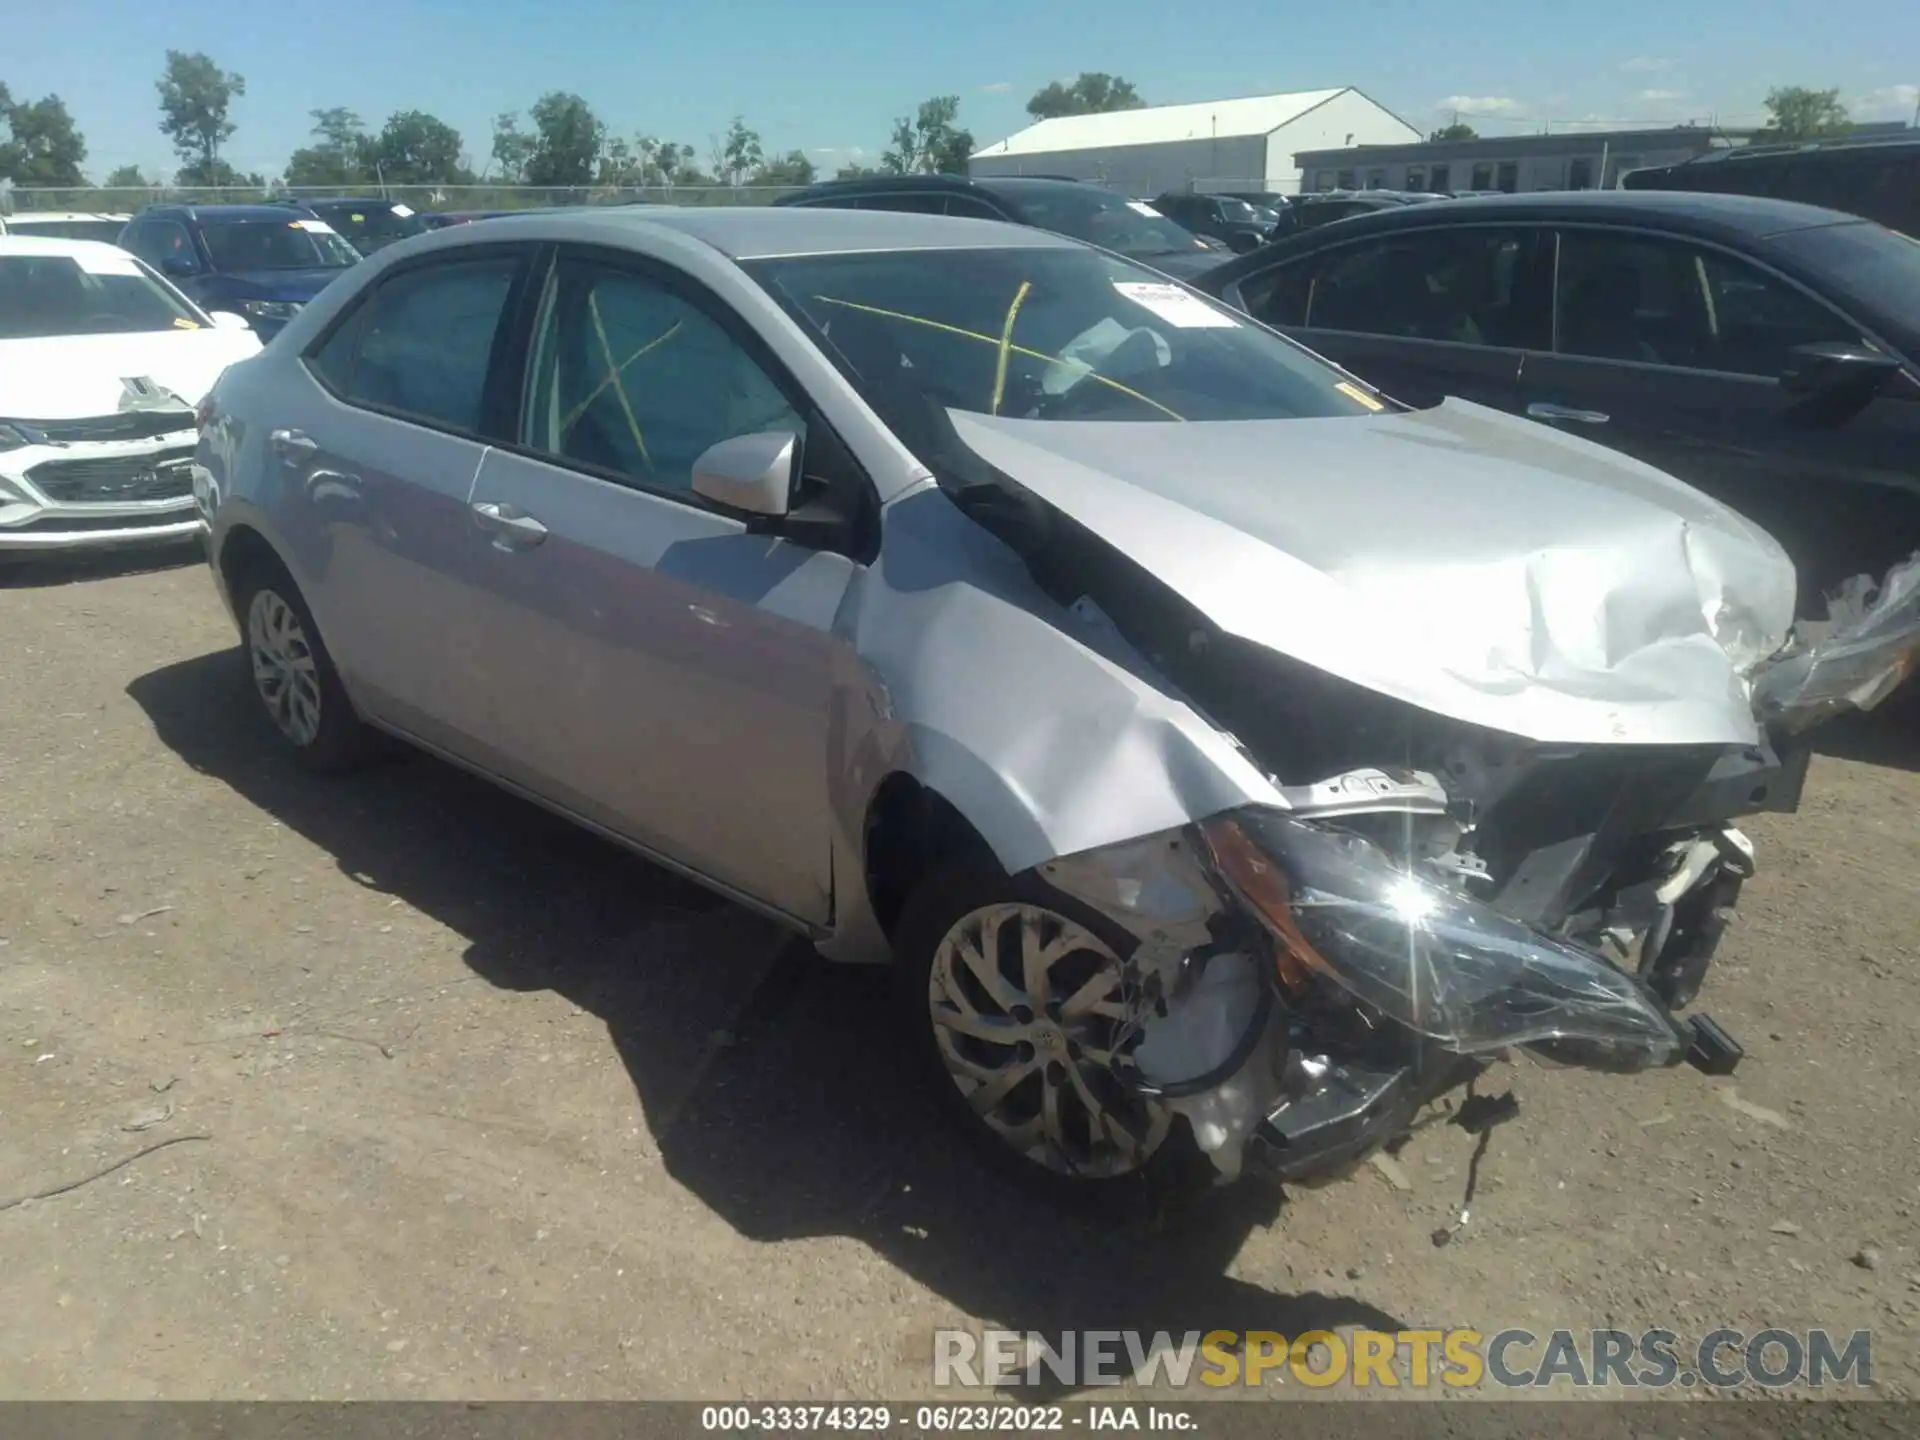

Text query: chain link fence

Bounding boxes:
[1,182,806,216]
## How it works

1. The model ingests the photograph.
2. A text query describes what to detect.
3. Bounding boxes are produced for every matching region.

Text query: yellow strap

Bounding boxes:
[812,295,1185,421]
[560,302,686,470]
[990,280,1031,417]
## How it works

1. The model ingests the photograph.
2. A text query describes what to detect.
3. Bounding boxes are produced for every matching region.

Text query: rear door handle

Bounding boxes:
[270,428,318,462]
[1527,402,1610,425]
[471,500,549,549]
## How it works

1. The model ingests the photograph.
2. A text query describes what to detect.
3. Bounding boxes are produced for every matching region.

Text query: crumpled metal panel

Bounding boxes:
[947,399,1800,747]
[830,487,1284,881]
[1753,551,1920,731]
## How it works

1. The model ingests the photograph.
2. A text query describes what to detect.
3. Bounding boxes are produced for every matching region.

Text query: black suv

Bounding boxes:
[771,175,1229,280]
[1148,192,1275,253]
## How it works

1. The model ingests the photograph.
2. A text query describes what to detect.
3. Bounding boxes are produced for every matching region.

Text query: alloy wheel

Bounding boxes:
[927,902,1170,1177]
[247,587,323,747]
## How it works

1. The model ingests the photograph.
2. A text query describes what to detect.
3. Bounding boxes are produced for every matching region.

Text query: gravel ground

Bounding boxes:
[1,548,1916,1405]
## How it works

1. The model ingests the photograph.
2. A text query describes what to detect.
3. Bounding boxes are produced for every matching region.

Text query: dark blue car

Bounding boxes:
[116,204,362,337]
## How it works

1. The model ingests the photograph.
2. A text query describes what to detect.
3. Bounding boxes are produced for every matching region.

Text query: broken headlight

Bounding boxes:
[1199,810,1688,1069]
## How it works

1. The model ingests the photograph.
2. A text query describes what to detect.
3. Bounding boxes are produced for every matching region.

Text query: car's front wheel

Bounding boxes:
[893,864,1199,1195]
[233,559,378,773]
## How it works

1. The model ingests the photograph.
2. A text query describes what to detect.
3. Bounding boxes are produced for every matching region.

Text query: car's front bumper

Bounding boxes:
[0,430,204,554]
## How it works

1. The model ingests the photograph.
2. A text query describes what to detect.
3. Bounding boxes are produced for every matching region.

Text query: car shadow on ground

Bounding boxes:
[0,541,202,590]
[128,647,1405,1394]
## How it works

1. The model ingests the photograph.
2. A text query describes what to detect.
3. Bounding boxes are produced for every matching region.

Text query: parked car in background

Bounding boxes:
[772,174,1230,280]
[1198,190,1920,606]
[1148,193,1273,253]
[194,205,1915,1200]
[1270,190,1448,238]
[117,204,361,338]
[0,211,135,245]
[1,236,259,554]
[1623,134,1919,239]
[285,197,430,255]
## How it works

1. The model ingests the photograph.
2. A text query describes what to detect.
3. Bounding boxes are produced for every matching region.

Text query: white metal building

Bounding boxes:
[968,88,1421,197]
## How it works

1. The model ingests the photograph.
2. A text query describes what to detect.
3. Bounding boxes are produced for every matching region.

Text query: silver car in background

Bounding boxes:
[193,207,1919,1196]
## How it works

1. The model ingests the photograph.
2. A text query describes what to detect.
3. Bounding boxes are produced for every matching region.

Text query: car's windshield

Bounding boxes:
[1011,189,1212,258]
[1215,197,1266,225]
[0,251,208,339]
[1769,220,1920,328]
[745,246,1387,444]
[199,218,359,271]
[310,203,428,254]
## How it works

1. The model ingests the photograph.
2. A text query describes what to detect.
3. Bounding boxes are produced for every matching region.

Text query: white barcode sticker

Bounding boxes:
[390,203,415,217]
[75,249,142,277]
[1127,200,1161,217]
[292,219,338,234]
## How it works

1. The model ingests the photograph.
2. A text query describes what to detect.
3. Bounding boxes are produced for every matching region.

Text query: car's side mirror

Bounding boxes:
[691,430,799,518]
[159,255,201,279]
[207,311,252,332]
[1778,341,1902,400]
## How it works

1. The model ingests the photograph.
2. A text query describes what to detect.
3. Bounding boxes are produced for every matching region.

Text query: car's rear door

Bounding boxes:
[457,245,864,925]
[1515,224,1920,601]
[1223,222,1551,411]
[274,243,536,748]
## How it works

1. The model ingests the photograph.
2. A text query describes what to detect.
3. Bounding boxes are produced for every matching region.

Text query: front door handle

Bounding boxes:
[471,500,549,549]
[1527,401,1610,425]
[270,428,318,463]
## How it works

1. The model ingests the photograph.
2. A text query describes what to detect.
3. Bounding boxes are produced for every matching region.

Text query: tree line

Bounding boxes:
[6,59,1887,194]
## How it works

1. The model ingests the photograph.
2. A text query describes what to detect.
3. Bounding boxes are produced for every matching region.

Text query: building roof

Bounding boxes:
[973,88,1357,160]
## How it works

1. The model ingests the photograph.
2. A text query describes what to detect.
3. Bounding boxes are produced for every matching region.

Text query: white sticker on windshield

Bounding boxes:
[390,204,415,217]
[74,249,142,277]
[292,219,338,234]
[1126,200,1161,217]
[1111,281,1237,329]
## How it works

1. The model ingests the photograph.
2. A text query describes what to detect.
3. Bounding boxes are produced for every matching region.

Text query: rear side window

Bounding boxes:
[308,256,520,433]
[943,195,1004,221]
[857,193,948,215]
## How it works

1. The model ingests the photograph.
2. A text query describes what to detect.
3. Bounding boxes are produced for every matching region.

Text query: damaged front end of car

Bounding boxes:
[1026,552,1920,1186]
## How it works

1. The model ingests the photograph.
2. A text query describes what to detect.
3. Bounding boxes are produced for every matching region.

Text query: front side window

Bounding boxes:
[124,220,197,272]
[1554,229,1857,376]
[0,251,209,339]
[315,256,519,432]
[744,245,1386,451]
[1303,227,1542,348]
[522,257,801,492]
[200,218,359,272]
[860,193,948,216]
[943,196,1004,221]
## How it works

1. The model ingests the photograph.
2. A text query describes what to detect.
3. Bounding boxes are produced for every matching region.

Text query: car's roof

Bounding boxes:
[146,203,312,221]
[0,235,139,259]
[429,203,1075,259]
[778,173,1101,205]
[3,212,132,224]
[302,196,403,208]
[1294,188,1854,237]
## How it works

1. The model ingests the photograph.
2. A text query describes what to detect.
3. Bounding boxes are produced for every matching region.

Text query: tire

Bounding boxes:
[891,861,1211,1206]
[231,555,380,773]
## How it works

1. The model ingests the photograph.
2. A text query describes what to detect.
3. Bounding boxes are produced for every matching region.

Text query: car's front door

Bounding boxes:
[278,246,533,748]
[1228,224,1551,411]
[1516,226,1920,602]
[459,247,863,925]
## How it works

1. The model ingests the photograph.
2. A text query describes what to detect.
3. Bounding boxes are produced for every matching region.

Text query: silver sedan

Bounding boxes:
[193,205,1917,1197]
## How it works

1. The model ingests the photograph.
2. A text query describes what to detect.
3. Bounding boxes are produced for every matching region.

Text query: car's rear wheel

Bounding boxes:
[893,863,1204,1198]
[233,559,378,773]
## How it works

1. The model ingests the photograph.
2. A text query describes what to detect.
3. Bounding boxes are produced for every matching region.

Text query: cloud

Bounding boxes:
[1636,88,1687,103]
[977,81,1013,93]
[1859,82,1919,118]
[1621,56,1673,73]
[1436,95,1528,118]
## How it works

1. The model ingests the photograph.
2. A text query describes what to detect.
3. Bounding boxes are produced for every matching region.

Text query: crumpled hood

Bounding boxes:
[0,329,261,420]
[948,399,1799,747]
